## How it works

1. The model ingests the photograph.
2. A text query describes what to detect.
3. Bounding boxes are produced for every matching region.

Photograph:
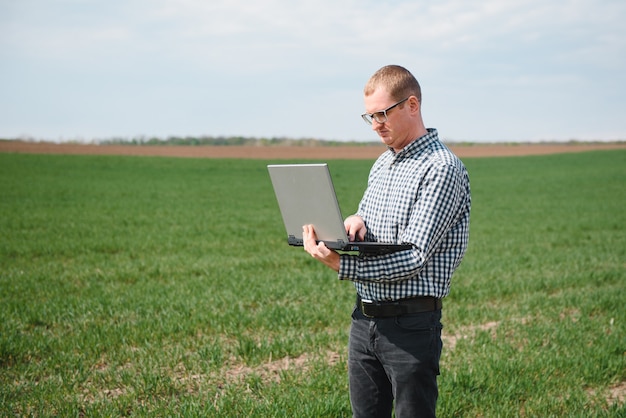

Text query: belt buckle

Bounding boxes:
[360,299,375,318]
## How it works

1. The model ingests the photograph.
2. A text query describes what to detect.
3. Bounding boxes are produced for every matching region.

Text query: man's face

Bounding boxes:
[363,88,412,152]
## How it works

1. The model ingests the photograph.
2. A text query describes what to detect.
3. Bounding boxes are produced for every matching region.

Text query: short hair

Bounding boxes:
[364,65,422,103]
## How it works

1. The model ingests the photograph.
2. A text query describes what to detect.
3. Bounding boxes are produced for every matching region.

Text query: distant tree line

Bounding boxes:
[97,136,380,147]
[7,135,619,146]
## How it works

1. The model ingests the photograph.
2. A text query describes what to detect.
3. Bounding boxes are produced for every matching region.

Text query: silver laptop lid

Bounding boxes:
[267,163,349,250]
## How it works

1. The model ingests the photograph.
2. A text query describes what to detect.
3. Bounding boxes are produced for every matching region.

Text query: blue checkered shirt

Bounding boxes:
[338,129,471,301]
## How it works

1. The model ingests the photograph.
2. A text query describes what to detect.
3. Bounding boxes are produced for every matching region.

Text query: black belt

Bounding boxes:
[357,295,442,318]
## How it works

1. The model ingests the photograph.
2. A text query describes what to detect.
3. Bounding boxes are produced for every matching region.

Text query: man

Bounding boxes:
[302,65,471,417]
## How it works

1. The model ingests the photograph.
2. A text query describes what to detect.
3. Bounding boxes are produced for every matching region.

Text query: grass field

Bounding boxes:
[1,150,624,417]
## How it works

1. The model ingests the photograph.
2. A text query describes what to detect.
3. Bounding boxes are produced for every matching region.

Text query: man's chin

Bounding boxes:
[379,135,393,146]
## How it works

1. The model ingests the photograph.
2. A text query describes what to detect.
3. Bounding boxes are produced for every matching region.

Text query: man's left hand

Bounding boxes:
[302,224,340,272]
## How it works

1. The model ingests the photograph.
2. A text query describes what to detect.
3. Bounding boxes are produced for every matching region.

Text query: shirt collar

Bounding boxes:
[388,128,438,162]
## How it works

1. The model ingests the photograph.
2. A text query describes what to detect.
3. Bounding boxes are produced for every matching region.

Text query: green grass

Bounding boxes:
[0,150,624,417]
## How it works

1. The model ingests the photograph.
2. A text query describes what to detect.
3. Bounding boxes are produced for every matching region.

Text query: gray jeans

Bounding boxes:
[348,306,443,418]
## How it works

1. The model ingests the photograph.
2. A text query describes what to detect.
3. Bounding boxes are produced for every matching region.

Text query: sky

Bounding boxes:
[1,0,625,143]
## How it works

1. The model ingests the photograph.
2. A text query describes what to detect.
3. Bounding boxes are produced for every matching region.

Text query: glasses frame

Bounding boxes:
[361,97,410,125]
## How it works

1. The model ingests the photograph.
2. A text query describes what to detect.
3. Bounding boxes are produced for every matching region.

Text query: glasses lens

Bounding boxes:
[361,112,387,125]
[373,112,387,124]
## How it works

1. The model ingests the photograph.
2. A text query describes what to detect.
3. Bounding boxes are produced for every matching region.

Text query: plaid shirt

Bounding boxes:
[338,129,471,301]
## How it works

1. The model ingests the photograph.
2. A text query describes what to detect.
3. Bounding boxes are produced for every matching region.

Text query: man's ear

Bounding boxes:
[409,96,421,114]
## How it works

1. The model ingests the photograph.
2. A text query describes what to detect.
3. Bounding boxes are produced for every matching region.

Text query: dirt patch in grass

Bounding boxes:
[587,381,626,408]
[442,320,501,351]
[606,381,626,406]
[444,318,625,409]
[221,350,342,385]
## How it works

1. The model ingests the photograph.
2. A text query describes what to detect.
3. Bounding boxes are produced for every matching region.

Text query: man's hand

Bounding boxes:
[302,224,340,272]
[344,215,366,242]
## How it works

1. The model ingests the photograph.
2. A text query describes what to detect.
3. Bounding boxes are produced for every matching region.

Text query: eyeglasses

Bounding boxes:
[361,97,409,125]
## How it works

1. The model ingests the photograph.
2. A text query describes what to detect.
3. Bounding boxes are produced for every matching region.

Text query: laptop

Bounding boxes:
[267,163,413,254]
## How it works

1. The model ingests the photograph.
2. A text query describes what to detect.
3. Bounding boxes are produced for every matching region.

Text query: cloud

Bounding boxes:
[1,0,625,141]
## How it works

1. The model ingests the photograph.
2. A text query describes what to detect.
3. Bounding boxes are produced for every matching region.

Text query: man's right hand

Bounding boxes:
[344,215,366,242]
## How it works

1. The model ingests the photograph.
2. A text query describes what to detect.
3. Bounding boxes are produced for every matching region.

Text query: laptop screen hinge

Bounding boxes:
[288,235,303,246]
